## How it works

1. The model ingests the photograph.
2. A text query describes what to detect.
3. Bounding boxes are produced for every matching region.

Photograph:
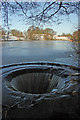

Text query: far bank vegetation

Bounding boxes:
[0,26,80,42]
[24,26,56,40]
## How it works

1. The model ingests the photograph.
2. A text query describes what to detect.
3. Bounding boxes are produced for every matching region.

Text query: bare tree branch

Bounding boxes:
[14,0,28,17]
[48,2,62,19]
[1,1,79,28]
[42,2,56,14]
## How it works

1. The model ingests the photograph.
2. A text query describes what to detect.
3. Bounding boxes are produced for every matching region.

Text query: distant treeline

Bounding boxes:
[0,25,80,42]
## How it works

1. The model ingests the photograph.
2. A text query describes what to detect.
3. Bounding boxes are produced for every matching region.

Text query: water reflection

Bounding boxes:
[2,40,74,50]
[2,40,77,65]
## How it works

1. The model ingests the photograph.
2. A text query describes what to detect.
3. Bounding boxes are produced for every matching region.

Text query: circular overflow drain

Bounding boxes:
[1,62,80,118]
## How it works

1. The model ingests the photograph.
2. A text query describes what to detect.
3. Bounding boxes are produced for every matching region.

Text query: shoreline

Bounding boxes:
[0,39,73,42]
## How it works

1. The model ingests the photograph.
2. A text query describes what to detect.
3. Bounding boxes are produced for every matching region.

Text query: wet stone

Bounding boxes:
[2,62,80,119]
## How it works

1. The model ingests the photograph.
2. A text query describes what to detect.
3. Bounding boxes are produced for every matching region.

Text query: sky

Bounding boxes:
[9,12,78,35]
[1,1,78,35]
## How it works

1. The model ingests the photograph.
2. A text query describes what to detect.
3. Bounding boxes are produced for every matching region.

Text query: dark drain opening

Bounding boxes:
[2,62,80,119]
[7,72,62,94]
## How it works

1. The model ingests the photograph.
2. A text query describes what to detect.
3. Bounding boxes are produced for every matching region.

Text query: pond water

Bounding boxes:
[0,40,78,66]
[0,40,79,119]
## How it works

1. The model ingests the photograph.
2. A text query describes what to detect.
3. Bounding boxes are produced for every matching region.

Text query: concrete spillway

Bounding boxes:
[1,62,80,119]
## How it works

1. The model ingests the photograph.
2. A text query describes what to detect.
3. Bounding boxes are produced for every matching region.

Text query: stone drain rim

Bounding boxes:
[2,63,70,95]
[2,62,80,118]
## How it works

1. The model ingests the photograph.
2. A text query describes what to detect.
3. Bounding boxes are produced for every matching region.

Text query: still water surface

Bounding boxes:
[0,40,77,66]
